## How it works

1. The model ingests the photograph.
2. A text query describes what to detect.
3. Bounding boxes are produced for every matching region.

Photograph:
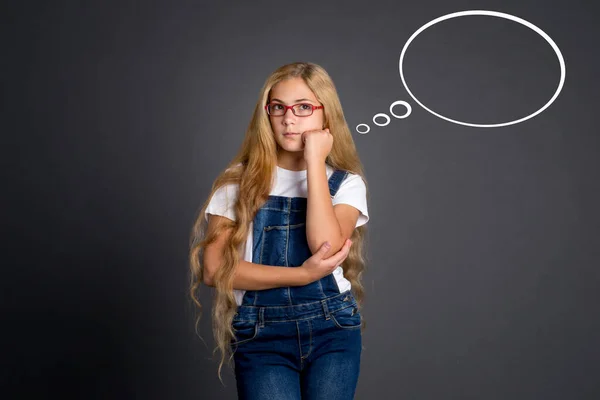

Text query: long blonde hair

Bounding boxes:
[189,61,370,383]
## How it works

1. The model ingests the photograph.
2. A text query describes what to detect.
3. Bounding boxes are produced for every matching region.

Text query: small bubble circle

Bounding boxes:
[373,113,391,127]
[356,124,370,134]
[390,100,412,119]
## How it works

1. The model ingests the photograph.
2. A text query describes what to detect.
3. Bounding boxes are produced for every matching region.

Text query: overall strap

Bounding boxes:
[328,169,349,198]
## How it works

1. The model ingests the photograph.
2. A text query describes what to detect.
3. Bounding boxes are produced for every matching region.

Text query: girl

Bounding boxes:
[189,62,370,399]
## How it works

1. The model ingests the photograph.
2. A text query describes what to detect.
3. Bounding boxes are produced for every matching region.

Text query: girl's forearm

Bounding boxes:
[306,160,343,258]
[205,260,309,290]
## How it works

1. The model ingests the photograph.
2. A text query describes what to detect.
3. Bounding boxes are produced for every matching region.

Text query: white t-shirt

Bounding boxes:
[205,164,369,306]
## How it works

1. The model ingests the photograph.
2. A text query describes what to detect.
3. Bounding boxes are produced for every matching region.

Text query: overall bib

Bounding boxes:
[231,169,362,400]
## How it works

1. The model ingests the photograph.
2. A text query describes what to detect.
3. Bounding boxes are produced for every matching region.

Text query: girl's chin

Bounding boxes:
[279,147,303,154]
[277,141,304,152]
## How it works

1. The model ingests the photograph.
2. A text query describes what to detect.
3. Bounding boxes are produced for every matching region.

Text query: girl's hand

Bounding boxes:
[302,128,333,164]
[299,239,352,284]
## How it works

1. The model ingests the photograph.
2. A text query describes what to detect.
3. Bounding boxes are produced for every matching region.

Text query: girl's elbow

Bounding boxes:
[203,273,215,287]
[308,235,344,256]
[201,258,217,287]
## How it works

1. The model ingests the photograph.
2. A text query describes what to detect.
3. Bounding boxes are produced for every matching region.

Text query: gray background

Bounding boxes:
[3,0,599,398]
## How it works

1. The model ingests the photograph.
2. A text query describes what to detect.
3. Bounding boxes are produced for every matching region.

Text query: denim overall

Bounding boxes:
[231,169,363,400]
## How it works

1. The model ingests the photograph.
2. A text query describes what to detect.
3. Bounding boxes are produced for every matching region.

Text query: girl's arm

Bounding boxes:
[306,161,359,259]
[202,214,351,290]
[204,259,308,290]
[203,215,308,290]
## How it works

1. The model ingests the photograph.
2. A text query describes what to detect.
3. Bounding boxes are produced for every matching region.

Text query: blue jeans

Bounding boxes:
[231,290,362,399]
[231,169,362,399]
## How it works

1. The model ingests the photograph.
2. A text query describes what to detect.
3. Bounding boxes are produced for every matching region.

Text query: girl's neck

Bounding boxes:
[277,153,307,171]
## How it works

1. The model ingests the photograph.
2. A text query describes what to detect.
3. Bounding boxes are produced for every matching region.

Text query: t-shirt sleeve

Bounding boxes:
[332,173,369,228]
[204,183,239,222]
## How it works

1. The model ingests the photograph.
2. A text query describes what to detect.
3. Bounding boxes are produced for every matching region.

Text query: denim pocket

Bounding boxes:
[260,223,309,267]
[330,305,362,330]
[231,319,259,346]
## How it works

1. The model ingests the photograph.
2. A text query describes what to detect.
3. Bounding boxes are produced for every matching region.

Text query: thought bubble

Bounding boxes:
[357,101,412,134]
[356,10,566,133]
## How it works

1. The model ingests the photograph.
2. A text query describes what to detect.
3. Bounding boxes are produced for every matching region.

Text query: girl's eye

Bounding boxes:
[272,104,284,110]
[299,104,311,110]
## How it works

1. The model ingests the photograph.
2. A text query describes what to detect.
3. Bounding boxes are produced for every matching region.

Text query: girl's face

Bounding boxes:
[268,77,325,155]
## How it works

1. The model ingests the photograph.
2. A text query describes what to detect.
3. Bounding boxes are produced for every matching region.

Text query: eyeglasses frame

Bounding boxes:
[264,102,324,117]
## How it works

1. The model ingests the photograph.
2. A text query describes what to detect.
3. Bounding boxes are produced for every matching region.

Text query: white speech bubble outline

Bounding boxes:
[356,124,370,134]
[399,10,566,128]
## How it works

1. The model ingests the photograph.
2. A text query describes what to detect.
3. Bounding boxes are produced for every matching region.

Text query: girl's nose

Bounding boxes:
[282,108,297,123]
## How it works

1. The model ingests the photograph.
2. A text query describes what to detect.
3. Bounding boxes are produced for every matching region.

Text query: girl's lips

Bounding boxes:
[283,132,300,136]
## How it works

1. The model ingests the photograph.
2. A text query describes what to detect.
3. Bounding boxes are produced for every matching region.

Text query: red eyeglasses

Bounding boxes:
[264,102,324,117]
